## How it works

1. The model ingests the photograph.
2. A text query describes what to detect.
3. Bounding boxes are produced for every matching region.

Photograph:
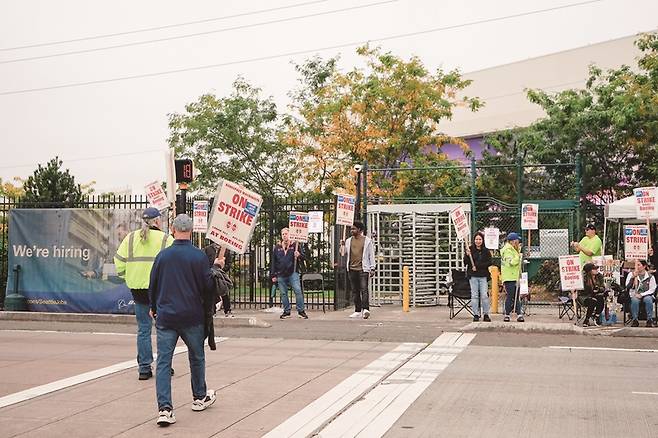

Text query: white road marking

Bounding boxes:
[1,329,135,336]
[632,392,658,395]
[548,346,658,353]
[0,336,228,409]
[262,342,425,438]
[316,332,475,438]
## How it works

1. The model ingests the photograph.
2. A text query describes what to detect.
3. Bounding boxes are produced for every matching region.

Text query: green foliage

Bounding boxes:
[21,157,82,207]
[168,78,297,197]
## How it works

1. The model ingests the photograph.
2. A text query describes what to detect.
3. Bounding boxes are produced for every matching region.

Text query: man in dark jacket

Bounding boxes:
[148,214,217,427]
[271,228,308,320]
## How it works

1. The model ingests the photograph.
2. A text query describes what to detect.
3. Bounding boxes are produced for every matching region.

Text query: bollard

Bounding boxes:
[402,266,410,312]
[489,266,499,314]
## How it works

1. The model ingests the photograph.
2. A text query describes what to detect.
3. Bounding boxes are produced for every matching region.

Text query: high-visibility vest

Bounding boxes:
[114,229,173,289]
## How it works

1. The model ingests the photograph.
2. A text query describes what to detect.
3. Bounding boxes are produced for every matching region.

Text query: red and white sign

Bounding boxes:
[336,194,356,226]
[193,200,209,233]
[484,227,500,250]
[289,211,310,243]
[521,203,539,230]
[559,255,584,291]
[450,206,470,241]
[145,181,169,212]
[624,224,649,260]
[633,187,658,219]
[207,180,263,255]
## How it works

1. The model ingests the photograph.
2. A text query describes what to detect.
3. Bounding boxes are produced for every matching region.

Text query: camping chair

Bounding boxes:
[301,273,327,313]
[558,295,581,320]
[448,269,473,319]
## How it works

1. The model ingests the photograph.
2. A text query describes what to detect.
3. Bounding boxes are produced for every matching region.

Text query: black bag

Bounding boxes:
[617,289,629,305]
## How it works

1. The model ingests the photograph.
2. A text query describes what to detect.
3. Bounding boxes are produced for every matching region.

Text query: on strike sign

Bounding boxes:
[484,227,500,250]
[207,180,263,255]
[450,206,470,241]
[193,200,208,233]
[559,255,584,291]
[624,224,649,260]
[521,203,539,230]
[633,187,658,219]
[289,211,310,243]
[336,194,356,226]
[145,181,169,212]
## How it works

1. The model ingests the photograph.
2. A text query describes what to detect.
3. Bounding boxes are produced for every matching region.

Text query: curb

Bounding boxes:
[462,321,585,335]
[0,311,271,328]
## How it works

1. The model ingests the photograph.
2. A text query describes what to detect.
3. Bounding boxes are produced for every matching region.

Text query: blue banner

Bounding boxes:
[6,208,154,313]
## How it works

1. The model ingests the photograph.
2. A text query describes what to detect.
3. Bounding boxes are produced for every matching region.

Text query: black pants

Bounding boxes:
[348,270,370,312]
[220,290,231,314]
[583,295,604,321]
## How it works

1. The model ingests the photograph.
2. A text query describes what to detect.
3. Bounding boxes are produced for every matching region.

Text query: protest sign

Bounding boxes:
[624,224,649,260]
[289,211,310,243]
[193,200,208,233]
[207,180,262,254]
[633,187,658,219]
[484,227,500,250]
[449,206,470,241]
[145,181,169,212]
[521,203,539,230]
[308,211,323,234]
[336,194,356,226]
[559,255,584,291]
[519,272,529,296]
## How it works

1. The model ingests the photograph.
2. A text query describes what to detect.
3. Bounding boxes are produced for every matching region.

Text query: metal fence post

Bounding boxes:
[516,154,524,232]
[575,154,582,233]
[363,161,368,230]
[470,157,477,234]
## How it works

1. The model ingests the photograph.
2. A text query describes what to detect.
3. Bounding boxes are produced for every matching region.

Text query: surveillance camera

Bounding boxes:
[354,164,363,173]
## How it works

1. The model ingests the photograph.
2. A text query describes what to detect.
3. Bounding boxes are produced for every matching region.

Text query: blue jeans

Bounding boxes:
[504,281,521,315]
[135,303,153,373]
[279,272,305,313]
[156,324,207,410]
[630,295,654,321]
[469,277,490,317]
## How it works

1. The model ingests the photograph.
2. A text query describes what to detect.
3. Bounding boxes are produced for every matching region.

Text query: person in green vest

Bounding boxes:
[501,232,524,322]
[571,223,603,266]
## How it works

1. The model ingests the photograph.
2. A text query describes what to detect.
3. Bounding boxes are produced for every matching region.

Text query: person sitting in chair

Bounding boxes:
[580,263,605,327]
[626,259,657,327]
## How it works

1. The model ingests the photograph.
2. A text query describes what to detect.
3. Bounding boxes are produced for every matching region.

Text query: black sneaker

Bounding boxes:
[298,311,308,319]
[646,319,654,328]
[503,315,510,322]
[517,315,525,323]
[473,315,480,322]
[631,319,639,327]
[280,312,291,319]
[582,319,590,327]
[592,315,600,326]
[483,314,491,322]
[171,368,175,376]
[139,370,153,380]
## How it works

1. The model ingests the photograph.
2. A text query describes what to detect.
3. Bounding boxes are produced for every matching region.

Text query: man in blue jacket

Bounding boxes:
[271,228,308,320]
[148,214,217,427]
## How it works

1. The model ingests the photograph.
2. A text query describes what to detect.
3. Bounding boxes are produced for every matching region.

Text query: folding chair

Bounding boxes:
[448,269,473,319]
[558,296,580,320]
[301,273,327,313]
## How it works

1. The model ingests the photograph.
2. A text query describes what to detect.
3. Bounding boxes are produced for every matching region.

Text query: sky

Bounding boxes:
[1,0,657,195]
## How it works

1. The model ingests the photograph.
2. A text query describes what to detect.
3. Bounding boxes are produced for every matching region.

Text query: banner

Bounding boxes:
[5,208,153,313]
[559,255,584,291]
[633,187,658,219]
[624,224,649,260]
[519,272,529,296]
[308,211,323,234]
[484,227,499,250]
[521,203,539,230]
[193,200,209,233]
[207,180,262,254]
[145,180,169,211]
[449,206,470,241]
[288,211,310,243]
[336,194,356,226]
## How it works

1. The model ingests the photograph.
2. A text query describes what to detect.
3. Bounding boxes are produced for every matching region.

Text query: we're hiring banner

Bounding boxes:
[6,209,147,313]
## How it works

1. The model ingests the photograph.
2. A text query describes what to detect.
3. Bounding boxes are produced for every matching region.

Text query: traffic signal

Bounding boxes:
[174,159,194,183]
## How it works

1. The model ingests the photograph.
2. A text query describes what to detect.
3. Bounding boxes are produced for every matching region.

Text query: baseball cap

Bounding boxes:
[507,232,522,242]
[585,223,596,231]
[142,207,161,220]
[583,262,598,273]
[172,214,193,232]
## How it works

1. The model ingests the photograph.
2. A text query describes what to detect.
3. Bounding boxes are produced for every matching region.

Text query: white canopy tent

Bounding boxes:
[603,195,658,257]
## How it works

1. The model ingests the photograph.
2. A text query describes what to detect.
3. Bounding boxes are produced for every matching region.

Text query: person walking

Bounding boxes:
[345,221,376,319]
[501,232,523,322]
[464,232,492,322]
[114,207,173,380]
[271,228,308,319]
[149,214,217,427]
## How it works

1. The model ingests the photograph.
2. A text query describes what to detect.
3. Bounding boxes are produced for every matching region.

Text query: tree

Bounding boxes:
[168,78,297,197]
[0,177,24,198]
[285,47,481,196]
[22,157,83,207]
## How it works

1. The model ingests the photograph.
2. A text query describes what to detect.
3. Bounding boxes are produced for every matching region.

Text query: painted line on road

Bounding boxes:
[632,392,658,395]
[0,336,228,409]
[316,332,475,438]
[262,342,426,438]
[548,346,658,353]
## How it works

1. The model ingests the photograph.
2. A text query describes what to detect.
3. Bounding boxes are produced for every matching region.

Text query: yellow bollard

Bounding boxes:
[402,266,410,312]
[489,266,500,314]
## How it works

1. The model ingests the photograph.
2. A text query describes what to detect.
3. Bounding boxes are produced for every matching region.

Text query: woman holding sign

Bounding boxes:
[464,232,492,322]
[580,263,605,327]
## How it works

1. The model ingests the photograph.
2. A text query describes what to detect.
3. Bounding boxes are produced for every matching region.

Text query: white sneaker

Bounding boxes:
[192,389,217,411]
[157,409,176,426]
[362,309,370,319]
[349,312,361,318]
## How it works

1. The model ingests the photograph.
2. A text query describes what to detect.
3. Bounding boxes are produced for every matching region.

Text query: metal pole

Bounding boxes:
[363,161,369,231]
[516,154,523,233]
[470,157,477,236]
[575,154,582,234]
